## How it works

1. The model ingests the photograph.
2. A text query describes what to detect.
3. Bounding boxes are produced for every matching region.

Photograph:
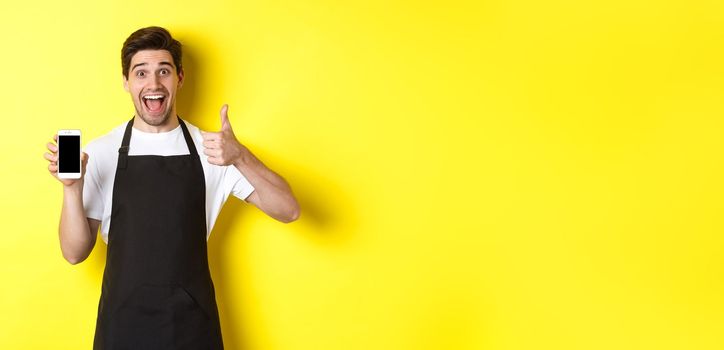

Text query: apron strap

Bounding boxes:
[117,117,134,170]
[117,116,198,170]
[177,118,199,158]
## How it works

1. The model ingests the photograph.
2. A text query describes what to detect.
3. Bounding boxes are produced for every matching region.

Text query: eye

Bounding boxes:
[136,71,145,77]
[160,69,169,75]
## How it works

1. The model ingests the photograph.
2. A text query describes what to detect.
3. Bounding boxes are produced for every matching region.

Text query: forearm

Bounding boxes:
[233,147,300,223]
[59,183,95,264]
[200,106,300,222]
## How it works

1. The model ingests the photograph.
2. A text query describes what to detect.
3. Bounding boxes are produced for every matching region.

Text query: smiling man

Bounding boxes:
[43,26,300,349]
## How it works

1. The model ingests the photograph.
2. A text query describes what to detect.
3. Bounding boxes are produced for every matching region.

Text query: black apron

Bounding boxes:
[93,117,224,350]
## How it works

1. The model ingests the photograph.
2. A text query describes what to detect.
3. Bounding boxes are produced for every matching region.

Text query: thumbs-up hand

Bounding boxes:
[202,104,246,166]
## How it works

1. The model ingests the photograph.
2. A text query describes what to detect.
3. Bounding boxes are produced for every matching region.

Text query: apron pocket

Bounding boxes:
[108,284,212,349]
[173,286,214,349]
[178,286,212,320]
[110,284,174,349]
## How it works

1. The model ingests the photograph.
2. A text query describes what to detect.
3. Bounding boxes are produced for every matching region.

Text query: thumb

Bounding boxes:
[81,152,89,175]
[220,104,232,131]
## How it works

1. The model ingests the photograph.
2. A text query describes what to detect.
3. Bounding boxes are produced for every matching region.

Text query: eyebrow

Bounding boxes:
[131,61,175,71]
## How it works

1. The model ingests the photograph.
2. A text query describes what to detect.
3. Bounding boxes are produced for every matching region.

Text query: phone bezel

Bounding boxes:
[57,129,82,179]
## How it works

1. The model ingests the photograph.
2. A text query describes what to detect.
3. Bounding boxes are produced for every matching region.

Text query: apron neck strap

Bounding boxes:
[177,118,199,157]
[117,118,134,169]
[117,116,198,170]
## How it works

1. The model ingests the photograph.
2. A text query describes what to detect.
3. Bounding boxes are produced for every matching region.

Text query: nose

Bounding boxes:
[150,74,162,88]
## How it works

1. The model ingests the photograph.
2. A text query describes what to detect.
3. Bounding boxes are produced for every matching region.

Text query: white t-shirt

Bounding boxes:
[82,120,255,244]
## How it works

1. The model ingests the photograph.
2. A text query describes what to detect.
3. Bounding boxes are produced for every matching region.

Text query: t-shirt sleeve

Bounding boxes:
[82,146,104,221]
[225,165,255,201]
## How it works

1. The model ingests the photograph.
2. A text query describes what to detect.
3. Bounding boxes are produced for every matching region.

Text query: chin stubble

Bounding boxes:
[135,101,174,126]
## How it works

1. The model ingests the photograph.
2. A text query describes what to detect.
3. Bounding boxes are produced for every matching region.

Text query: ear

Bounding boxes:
[177,68,185,89]
[122,75,129,92]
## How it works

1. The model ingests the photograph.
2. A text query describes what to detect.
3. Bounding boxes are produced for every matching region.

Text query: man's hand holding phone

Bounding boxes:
[45,132,89,187]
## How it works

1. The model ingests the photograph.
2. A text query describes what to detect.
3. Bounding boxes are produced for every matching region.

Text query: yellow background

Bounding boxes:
[1,0,724,349]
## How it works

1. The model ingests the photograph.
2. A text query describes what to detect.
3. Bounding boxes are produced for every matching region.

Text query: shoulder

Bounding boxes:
[181,120,236,179]
[84,122,127,155]
[181,120,206,156]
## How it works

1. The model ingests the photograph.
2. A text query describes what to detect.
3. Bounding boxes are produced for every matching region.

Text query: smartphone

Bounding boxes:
[57,130,82,179]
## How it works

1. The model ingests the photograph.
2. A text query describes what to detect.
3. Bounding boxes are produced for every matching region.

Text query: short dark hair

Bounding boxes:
[121,26,182,79]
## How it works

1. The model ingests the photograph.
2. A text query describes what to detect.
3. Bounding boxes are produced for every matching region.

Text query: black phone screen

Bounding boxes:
[58,135,81,173]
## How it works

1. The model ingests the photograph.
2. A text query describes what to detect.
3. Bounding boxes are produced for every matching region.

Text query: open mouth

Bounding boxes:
[142,94,166,114]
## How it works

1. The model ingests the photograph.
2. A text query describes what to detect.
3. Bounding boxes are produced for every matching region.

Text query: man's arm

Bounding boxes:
[202,104,300,223]
[233,147,300,223]
[46,136,98,264]
[59,183,99,264]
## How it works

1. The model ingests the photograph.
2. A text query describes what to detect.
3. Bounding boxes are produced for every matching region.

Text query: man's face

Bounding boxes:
[123,50,183,127]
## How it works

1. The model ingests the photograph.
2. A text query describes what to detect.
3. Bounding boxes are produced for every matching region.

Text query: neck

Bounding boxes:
[133,109,180,133]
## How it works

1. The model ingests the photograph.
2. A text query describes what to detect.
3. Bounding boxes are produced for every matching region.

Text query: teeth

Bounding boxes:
[144,95,164,100]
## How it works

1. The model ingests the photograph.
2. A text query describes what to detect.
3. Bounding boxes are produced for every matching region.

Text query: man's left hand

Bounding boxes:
[201,104,245,166]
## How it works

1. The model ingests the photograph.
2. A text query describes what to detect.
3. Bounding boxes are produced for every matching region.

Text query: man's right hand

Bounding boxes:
[45,134,89,187]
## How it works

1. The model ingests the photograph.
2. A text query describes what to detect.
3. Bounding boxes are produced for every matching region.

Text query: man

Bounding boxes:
[43,26,300,349]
